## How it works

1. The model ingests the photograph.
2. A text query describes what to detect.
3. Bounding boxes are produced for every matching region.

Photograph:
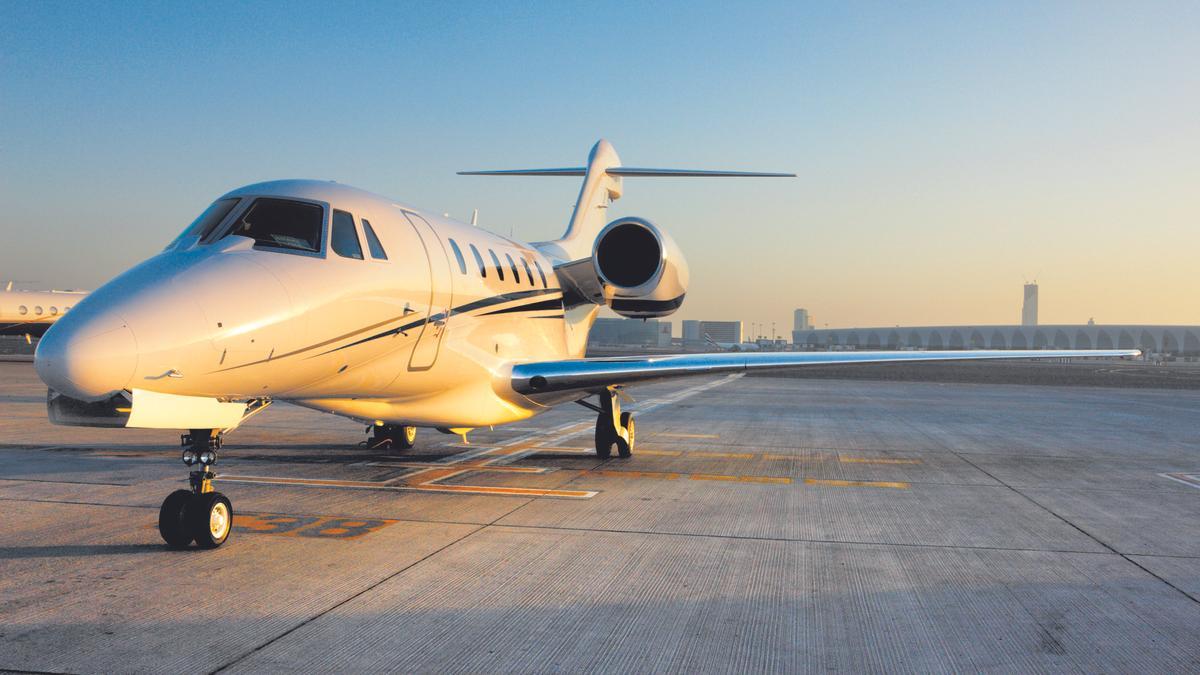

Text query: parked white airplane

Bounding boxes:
[33,140,1137,549]
[0,282,87,341]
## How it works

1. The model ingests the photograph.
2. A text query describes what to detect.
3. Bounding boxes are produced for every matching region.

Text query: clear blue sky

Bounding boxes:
[2,1,1197,332]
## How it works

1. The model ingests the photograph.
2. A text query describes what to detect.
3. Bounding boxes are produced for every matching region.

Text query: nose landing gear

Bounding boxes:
[158,429,233,549]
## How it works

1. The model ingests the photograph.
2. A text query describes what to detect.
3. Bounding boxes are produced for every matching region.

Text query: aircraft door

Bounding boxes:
[403,211,453,370]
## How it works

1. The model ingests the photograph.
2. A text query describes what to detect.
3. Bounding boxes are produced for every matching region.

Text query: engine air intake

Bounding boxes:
[595,221,662,288]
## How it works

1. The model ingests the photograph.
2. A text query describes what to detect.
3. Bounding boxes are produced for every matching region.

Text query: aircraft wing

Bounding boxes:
[510,349,1139,404]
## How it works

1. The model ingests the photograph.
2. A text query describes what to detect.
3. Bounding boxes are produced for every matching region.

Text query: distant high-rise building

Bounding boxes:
[656,322,673,347]
[588,317,667,347]
[1022,283,1038,326]
[682,320,702,345]
[793,309,811,332]
[699,320,742,344]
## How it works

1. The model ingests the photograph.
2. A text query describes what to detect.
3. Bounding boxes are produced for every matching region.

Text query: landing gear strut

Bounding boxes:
[158,428,233,549]
[368,424,418,450]
[592,387,635,459]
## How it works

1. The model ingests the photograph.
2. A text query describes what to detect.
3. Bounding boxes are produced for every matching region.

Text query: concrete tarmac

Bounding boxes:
[1,361,1199,673]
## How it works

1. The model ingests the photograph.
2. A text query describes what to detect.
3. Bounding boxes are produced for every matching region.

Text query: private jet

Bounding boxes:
[0,282,87,341]
[33,140,1137,549]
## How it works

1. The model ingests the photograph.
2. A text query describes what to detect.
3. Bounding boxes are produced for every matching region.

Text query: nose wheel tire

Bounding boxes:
[158,490,233,549]
[189,492,233,549]
[158,489,195,549]
[617,412,635,458]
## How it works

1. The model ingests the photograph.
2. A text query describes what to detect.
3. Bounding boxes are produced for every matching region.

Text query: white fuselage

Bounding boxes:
[34,180,595,428]
[0,289,87,337]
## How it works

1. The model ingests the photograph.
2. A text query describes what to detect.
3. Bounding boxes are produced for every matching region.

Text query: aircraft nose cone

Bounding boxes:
[35,318,138,400]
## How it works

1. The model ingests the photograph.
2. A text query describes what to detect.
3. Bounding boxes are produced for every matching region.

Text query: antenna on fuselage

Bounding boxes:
[470,209,478,226]
[4,281,11,292]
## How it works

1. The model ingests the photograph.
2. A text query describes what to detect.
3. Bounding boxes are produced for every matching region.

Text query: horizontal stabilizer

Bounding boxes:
[458,167,795,178]
[458,167,587,176]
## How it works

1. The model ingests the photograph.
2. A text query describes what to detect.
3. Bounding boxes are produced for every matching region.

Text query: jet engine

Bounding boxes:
[589,217,688,318]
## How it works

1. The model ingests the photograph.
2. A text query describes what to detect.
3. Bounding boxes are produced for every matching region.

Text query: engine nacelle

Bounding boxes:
[591,217,689,318]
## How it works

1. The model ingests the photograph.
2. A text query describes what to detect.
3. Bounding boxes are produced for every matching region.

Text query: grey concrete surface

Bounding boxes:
[1,361,1199,673]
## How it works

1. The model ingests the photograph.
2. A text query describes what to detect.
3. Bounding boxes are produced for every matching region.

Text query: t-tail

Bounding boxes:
[458,139,795,261]
[459,139,795,356]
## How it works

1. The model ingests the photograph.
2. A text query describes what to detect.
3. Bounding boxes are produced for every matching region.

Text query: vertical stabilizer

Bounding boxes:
[547,140,623,261]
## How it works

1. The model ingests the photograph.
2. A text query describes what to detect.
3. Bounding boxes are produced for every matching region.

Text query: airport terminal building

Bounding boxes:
[793,324,1200,356]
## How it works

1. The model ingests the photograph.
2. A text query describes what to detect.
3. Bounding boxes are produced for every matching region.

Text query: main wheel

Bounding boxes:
[594,413,614,459]
[158,489,194,549]
[188,492,233,549]
[394,425,417,450]
[616,412,635,458]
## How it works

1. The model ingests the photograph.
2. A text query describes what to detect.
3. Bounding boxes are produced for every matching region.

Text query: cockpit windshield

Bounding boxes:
[176,198,241,243]
[224,198,324,253]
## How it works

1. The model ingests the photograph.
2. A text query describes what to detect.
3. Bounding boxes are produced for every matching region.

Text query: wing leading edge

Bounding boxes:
[510,349,1140,404]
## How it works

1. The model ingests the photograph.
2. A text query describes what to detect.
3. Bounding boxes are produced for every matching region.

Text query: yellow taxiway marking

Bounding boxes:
[628,449,683,457]
[655,432,720,439]
[531,447,795,461]
[693,474,792,484]
[411,484,596,498]
[839,457,922,465]
[805,478,910,489]
[221,475,390,489]
[235,513,397,539]
[595,469,792,484]
[366,461,548,473]
[596,470,683,480]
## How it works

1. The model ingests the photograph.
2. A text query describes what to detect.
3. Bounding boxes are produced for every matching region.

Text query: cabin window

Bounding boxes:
[34,306,43,315]
[362,219,388,260]
[185,198,241,241]
[331,210,364,259]
[533,260,549,288]
[521,258,536,287]
[49,306,58,315]
[448,239,467,274]
[488,249,504,281]
[18,305,27,315]
[469,244,486,278]
[228,198,324,253]
[505,254,521,283]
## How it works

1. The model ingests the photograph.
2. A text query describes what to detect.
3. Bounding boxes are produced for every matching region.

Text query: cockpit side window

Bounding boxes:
[227,198,324,253]
[182,198,241,242]
[331,210,364,260]
[362,219,388,260]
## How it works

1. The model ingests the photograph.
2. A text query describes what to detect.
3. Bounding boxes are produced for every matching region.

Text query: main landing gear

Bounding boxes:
[367,424,418,450]
[586,387,636,459]
[158,429,232,549]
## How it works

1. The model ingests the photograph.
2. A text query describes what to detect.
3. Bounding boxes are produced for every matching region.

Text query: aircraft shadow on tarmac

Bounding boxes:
[0,543,163,560]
